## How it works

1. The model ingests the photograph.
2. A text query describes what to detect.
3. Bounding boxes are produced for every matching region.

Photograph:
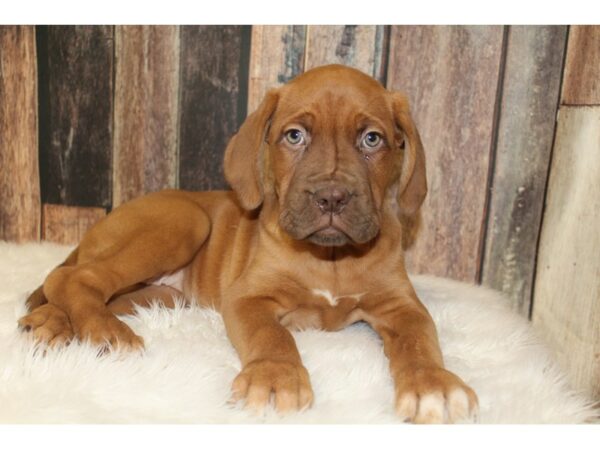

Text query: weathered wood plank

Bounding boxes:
[481,26,567,316]
[247,25,306,113]
[178,26,251,191]
[305,25,387,82]
[532,106,600,400]
[387,26,504,282]
[113,26,180,207]
[42,204,106,245]
[0,26,41,242]
[561,26,600,105]
[37,25,114,209]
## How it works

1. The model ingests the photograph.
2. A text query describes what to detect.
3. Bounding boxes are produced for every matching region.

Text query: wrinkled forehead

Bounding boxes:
[273,69,392,130]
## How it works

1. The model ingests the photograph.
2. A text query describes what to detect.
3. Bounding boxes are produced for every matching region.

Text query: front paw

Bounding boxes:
[231,359,314,414]
[394,367,478,424]
[18,303,74,347]
[73,311,144,352]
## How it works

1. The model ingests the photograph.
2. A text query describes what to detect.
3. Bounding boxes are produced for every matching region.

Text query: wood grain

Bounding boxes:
[113,26,180,207]
[178,26,251,191]
[0,26,41,242]
[42,204,106,245]
[481,26,567,316]
[532,107,600,400]
[387,26,504,282]
[247,25,306,112]
[561,26,600,105]
[37,26,114,209]
[305,25,387,82]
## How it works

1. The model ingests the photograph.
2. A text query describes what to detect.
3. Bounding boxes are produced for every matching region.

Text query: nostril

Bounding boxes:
[317,197,330,209]
[314,187,351,213]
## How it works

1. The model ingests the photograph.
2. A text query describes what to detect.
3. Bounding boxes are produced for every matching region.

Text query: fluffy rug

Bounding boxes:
[0,241,597,424]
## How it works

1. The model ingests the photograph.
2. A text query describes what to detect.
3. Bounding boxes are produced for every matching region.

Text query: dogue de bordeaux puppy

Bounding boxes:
[19,64,478,423]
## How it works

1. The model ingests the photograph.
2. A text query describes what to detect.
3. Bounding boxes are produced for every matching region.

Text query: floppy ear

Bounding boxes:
[224,89,279,210]
[391,92,427,218]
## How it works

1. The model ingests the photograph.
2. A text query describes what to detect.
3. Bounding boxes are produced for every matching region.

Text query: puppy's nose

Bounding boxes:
[314,186,351,214]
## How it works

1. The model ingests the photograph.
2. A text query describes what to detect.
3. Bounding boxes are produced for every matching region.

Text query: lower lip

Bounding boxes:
[317,226,343,237]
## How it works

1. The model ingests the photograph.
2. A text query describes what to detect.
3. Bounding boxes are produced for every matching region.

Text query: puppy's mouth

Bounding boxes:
[307,225,350,247]
[279,204,380,247]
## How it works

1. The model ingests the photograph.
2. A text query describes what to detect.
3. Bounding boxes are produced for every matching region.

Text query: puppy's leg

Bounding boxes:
[107,285,186,316]
[24,249,78,312]
[363,294,478,424]
[222,296,314,414]
[19,190,210,351]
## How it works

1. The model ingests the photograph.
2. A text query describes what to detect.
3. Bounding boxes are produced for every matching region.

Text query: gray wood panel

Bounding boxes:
[481,26,567,316]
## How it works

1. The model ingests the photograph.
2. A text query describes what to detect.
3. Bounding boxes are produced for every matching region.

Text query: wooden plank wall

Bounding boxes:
[112,26,180,208]
[0,26,40,243]
[0,25,599,399]
[178,25,251,191]
[481,26,567,316]
[532,25,600,400]
[387,26,504,283]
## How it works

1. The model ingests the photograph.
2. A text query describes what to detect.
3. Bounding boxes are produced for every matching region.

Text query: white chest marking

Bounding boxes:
[311,289,365,307]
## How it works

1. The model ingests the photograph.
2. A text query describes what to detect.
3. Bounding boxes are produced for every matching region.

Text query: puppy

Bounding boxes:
[20,64,478,423]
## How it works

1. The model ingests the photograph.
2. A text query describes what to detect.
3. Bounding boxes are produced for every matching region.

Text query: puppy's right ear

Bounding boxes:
[224,89,279,210]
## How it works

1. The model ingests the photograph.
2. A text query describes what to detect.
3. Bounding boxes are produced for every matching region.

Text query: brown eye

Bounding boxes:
[361,131,383,151]
[285,129,305,146]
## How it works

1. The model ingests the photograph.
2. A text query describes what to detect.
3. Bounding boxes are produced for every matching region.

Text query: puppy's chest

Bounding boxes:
[280,288,367,332]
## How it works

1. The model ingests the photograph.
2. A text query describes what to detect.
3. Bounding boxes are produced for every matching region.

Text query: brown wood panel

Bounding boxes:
[42,204,106,245]
[305,25,387,82]
[37,25,114,209]
[561,26,600,105]
[247,25,306,112]
[0,26,41,242]
[113,26,180,207]
[387,26,504,282]
[481,26,567,316]
[532,106,600,400]
[178,26,251,191]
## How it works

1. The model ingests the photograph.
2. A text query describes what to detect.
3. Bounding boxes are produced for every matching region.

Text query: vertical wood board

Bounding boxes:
[247,25,306,112]
[387,25,504,282]
[305,25,387,82]
[113,25,180,207]
[0,26,41,242]
[532,106,600,400]
[178,25,251,192]
[42,204,106,245]
[37,25,114,209]
[481,26,567,316]
[561,26,600,105]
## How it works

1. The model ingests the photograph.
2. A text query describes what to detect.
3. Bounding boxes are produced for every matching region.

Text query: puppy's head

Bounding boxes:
[225,64,426,247]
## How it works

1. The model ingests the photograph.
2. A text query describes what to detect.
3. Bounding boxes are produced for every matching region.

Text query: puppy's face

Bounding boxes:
[268,69,402,246]
[225,65,427,248]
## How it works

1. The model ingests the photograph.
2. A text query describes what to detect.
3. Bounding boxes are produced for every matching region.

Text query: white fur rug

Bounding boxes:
[0,241,597,424]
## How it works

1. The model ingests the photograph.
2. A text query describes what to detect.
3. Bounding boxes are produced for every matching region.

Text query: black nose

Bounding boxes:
[314,186,351,214]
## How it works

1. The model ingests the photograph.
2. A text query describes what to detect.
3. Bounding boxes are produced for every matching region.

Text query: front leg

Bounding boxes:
[222,296,314,414]
[363,295,478,424]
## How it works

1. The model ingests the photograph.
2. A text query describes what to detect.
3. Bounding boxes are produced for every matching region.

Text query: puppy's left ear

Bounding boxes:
[224,89,279,210]
[391,92,427,218]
